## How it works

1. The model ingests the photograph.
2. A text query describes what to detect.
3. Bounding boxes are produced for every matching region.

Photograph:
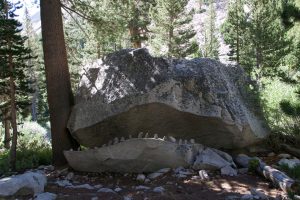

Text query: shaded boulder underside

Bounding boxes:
[73,103,254,149]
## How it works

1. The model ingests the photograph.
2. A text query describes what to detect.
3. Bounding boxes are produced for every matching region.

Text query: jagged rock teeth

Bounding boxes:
[144,132,149,138]
[162,136,166,140]
[120,137,125,142]
[138,132,144,138]
[169,136,176,143]
[114,137,119,144]
[178,139,182,145]
[184,140,188,144]
[154,134,158,139]
[190,139,195,144]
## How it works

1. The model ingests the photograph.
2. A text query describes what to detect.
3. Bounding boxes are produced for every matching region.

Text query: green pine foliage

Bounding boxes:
[23,7,49,124]
[221,0,247,64]
[245,0,288,81]
[149,0,198,58]
[222,0,288,80]
[201,0,219,59]
[0,1,34,120]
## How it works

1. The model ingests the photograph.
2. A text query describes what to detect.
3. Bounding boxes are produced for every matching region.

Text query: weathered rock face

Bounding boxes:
[68,48,269,148]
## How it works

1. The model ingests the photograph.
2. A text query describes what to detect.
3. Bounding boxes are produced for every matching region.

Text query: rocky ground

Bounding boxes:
[1,152,300,200]
[44,167,286,200]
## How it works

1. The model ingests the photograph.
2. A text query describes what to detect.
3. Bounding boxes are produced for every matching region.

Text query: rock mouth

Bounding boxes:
[71,102,257,149]
[64,138,199,173]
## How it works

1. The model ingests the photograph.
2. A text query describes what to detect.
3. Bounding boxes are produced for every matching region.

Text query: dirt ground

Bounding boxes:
[44,168,285,200]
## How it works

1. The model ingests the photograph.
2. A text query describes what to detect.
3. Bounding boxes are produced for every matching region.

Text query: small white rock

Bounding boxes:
[153,186,165,193]
[147,172,163,180]
[168,136,176,143]
[55,180,72,187]
[68,184,94,190]
[34,192,57,200]
[65,172,74,180]
[135,185,150,190]
[138,132,143,138]
[250,188,269,200]
[278,153,291,159]
[267,152,276,157]
[278,158,300,168]
[198,170,210,180]
[114,187,122,192]
[221,166,237,176]
[241,194,254,200]
[44,165,55,171]
[156,168,171,173]
[136,174,146,182]
[144,178,150,183]
[237,168,248,174]
[94,184,103,189]
[176,174,187,178]
[123,196,133,200]
[97,188,115,193]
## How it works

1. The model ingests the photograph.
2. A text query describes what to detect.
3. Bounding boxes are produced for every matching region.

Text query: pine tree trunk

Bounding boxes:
[236,1,240,64]
[31,86,38,121]
[168,16,174,58]
[40,0,79,167]
[129,25,142,48]
[8,53,18,171]
[129,7,142,49]
[4,109,11,149]
[4,0,18,171]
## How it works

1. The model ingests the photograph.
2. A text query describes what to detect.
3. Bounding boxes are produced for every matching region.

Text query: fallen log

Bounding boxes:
[235,154,299,193]
[281,144,300,158]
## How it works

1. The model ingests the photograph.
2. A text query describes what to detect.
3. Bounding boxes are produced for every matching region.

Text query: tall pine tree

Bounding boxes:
[221,0,247,64]
[246,0,288,83]
[150,0,198,58]
[201,0,219,59]
[0,0,34,169]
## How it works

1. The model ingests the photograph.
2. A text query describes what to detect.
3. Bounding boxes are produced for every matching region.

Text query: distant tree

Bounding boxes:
[221,0,247,64]
[150,0,198,58]
[244,0,288,82]
[40,0,79,167]
[0,0,34,169]
[64,0,155,48]
[222,0,288,82]
[201,0,219,59]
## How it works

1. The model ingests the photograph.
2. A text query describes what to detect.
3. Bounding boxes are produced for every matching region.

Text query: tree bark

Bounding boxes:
[4,109,11,149]
[4,0,18,171]
[40,0,79,167]
[8,52,18,171]
[129,24,142,48]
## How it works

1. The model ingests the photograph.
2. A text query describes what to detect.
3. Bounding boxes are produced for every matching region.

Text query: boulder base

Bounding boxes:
[68,48,269,148]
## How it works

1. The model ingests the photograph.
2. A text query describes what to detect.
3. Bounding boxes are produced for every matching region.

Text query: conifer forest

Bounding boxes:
[0,0,300,199]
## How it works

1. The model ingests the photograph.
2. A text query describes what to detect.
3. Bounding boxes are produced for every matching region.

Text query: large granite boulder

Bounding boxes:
[68,48,269,149]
